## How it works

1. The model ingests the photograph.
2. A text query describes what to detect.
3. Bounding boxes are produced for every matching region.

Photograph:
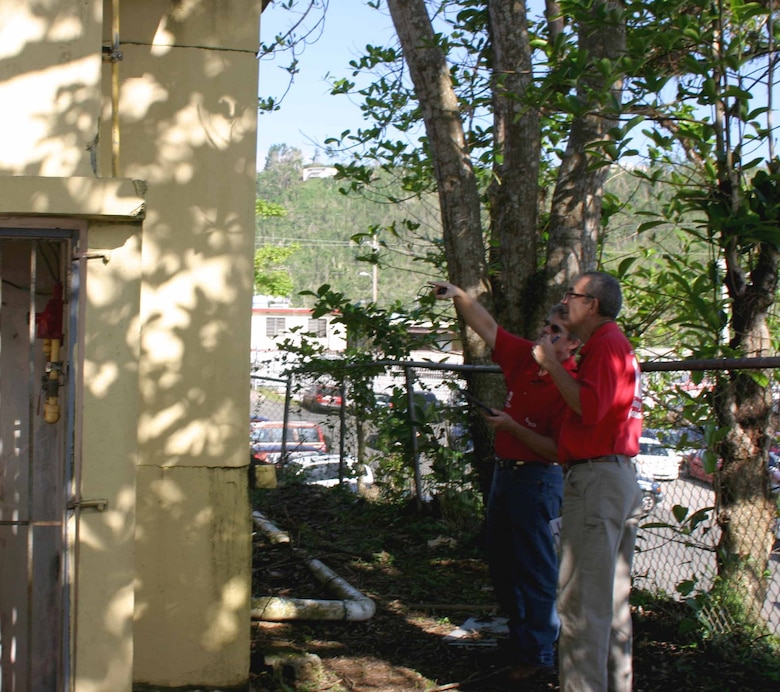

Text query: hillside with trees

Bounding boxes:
[256,144,445,308]
[255,144,679,312]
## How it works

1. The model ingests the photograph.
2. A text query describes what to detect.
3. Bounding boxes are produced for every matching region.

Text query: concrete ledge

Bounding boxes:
[0,176,145,220]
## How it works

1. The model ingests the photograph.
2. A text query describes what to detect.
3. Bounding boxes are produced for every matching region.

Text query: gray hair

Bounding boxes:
[548,303,568,321]
[579,271,622,319]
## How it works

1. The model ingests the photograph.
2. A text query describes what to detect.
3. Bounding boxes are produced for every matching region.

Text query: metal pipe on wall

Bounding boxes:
[111,0,121,176]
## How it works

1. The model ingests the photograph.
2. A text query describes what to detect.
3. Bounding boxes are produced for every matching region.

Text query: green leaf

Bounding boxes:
[637,220,667,233]
[672,504,690,523]
[676,579,696,597]
[617,257,637,277]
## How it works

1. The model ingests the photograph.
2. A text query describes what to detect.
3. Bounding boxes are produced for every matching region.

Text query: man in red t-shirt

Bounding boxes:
[533,271,643,692]
[432,281,579,682]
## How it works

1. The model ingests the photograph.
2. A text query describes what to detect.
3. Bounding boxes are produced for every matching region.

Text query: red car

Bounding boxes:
[301,383,343,413]
[250,421,328,465]
[683,449,722,484]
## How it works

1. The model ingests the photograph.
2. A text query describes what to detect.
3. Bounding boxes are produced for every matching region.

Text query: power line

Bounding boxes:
[256,236,412,248]
[257,236,353,247]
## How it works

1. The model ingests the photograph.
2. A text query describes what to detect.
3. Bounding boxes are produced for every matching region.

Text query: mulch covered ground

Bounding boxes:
[249,484,780,691]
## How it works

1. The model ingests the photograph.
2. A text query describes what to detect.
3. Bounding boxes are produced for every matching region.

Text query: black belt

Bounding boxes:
[565,454,629,470]
[495,456,551,469]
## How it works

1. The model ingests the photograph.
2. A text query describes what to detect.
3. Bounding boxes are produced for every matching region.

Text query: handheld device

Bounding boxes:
[428,282,448,296]
[459,388,496,416]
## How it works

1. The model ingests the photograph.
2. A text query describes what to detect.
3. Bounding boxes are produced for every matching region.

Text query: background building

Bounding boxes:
[251,297,347,360]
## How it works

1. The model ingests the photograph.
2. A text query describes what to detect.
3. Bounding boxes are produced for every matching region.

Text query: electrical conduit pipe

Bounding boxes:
[251,511,376,622]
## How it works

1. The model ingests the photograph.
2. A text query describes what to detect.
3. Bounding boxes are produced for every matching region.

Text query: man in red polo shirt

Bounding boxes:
[431,281,579,681]
[533,271,643,692]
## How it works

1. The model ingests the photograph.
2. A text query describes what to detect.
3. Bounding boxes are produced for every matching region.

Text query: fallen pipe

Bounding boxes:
[252,510,290,544]
[251,511,376,622]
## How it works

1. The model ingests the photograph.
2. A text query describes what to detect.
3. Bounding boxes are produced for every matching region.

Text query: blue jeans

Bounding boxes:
[486,462,564,667]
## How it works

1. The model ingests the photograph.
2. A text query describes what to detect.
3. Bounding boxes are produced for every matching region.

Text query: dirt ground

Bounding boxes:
[249,484,780,691]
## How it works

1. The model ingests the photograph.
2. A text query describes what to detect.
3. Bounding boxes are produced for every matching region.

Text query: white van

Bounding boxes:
[634,436,680,480]
[287,453,374,492]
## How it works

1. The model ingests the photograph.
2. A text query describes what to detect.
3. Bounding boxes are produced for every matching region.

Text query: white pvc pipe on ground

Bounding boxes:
[251,511,376,622]
[252,510,290,544]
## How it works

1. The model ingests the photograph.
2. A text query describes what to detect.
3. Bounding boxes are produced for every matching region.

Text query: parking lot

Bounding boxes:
[633,476,780,632]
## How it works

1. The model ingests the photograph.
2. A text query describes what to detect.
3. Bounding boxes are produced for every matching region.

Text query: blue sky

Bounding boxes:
[256,3,779,172]
[257,3,398,169]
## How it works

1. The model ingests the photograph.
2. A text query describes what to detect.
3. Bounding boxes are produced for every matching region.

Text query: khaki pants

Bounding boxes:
[557,458,643,692]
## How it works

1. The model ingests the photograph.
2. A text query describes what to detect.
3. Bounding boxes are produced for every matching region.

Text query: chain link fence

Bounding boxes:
[250,357,780,639]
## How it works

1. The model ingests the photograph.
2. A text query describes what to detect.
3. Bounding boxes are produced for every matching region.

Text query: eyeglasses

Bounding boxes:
[563,290,594,302]
[543,322,564,335]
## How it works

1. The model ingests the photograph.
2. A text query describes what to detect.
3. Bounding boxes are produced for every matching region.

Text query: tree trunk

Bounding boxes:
[486,0,542,335]
[546,0,627,289]
[387,0,488,358]
[387,0,496,499]
[714,238,780,625]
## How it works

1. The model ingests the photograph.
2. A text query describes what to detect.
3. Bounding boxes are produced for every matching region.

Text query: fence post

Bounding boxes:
[404,366,424,510]
[282,377,292,461]
[338,377,347,483]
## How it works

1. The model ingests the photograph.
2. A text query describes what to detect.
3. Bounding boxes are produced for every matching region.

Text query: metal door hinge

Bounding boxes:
[72,251,110,264]
[67,498,109,512]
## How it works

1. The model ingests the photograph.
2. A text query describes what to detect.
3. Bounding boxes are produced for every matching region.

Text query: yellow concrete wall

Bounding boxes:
[0,0,103,177]
[113,1,258,687]
[0,0,260,688]
[78,217,143,692]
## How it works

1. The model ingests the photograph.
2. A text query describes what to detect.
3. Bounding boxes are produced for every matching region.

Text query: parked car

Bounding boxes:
[769,453,780,493]
[682,448,722,484]
[286,453,374,492]
[446,421,474,453]
[249,414,268,433]
[636,472,664,515]
[301,383,343,413]
[374,391,394,409]
[646,426,703,468]
[410,389,442,422]
[683,449,780,488]
[633,436,680,480]
[372,389,441,420]
[250,421,328,465]
[650,426,704,453]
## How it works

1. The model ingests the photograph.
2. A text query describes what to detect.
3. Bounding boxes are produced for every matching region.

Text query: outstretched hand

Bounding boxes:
[429,281,452,299]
